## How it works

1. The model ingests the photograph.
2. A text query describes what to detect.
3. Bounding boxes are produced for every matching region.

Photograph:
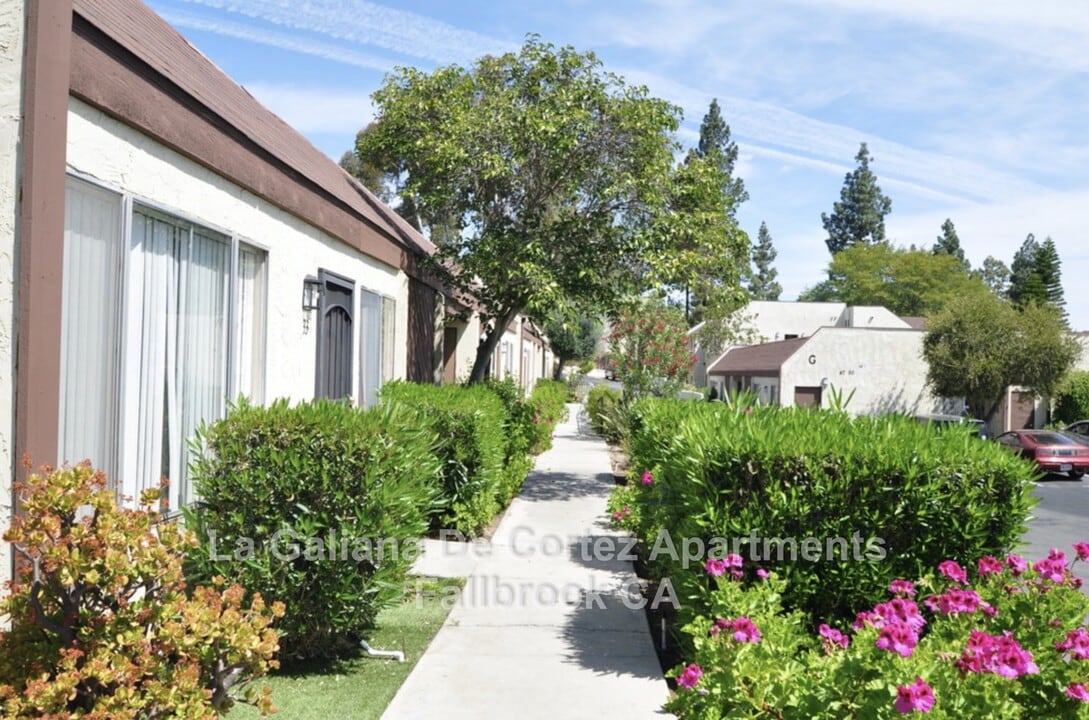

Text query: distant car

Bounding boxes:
[915,413,989,440]
[994,429,1089,479]
[1063,420,1089,443]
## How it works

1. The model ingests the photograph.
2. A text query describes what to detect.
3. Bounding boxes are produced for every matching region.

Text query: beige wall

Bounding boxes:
[780,327,951,416]
[0,0,25,589]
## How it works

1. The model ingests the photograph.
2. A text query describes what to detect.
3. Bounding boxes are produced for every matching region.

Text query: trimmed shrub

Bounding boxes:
[382,381,522,536]
[0,464,282,717]
[1054,370,1089,424]
[185,398,441,660]
[623,399,1037,627]
[526,379,570,453]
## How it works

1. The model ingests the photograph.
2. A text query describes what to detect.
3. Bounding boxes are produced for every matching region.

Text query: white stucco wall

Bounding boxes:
[780,327,947,416]
[66,99,409,404]
[742,301,848,343]
[450,312,482,384]
[0,0,24,590]
[843,305,911,330]
[1074,335,1089,373]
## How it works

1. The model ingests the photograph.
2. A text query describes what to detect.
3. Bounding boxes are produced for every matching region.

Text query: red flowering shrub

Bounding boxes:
[0,464,283,718]
[608,303,694,398]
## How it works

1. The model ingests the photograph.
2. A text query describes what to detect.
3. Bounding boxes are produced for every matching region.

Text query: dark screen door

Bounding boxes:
[315,269,354,399]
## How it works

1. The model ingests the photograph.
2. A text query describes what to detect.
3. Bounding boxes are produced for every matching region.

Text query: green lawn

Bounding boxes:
[229,577,463,719]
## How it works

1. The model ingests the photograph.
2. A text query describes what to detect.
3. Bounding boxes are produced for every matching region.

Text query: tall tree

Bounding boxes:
[975,256,1011,296]
[1006,233,1039,307]
[821,143,893,254]
[543,312,600,380]
[1033,236,1065,314]
[924,293,1079,422]
[932,218,968,270]
[692,99,748,214]
[748,221,782,300]
[360,37,697,383]
[800,243,988,317]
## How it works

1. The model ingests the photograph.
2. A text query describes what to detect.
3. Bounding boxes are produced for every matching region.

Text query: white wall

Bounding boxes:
[742,301,848,343]
[843,305,912,330]
[66,99,409,404]
[1074,334,1089,373]
[449,311,482,384]
[0,0,24,590]
[780,327,947,416]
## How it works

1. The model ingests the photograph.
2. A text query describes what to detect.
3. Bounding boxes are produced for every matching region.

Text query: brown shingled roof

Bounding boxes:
[899,316,927,330]
[708,337,810,376]
[71,0,436,259]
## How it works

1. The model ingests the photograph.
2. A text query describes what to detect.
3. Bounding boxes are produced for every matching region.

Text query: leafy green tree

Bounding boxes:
[821,143,893,254]
[803,243,987,316]
[923,293,1079,422]
[976,256,1010,296]
[543,312,600,379]
[1054,371,1089,424]
[1007,233,1039,306]
[932,218,968,270]
[748,221,782,300]
[608,300,693,398]
[339,122,394,204]
[692,98,748,213]
[359,37,683,383]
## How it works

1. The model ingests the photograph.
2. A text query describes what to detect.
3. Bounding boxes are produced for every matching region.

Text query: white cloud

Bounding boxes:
[175,0,515,65]
[240,83,375,135]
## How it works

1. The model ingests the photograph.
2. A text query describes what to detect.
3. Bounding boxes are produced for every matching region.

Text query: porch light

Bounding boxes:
[302,275,322,311]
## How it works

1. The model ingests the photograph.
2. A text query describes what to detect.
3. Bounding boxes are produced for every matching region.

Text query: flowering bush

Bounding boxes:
[608,303,694,398]
[666,547,1089,718]
[0,464,283,718]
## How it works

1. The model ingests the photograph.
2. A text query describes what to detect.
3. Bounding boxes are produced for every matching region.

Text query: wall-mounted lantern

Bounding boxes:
[302,275,322,311]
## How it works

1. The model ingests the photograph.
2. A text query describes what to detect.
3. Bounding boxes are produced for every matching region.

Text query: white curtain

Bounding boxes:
[233,246,266,401]
[59,177,123,484]
[359,290,382,407]
[381,296,396,382]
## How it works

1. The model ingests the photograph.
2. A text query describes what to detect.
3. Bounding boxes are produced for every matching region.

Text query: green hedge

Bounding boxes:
[623,399,1037,626]
[1054,370,1089,424]
[184,398,441,661]
[526,379,569,453]
[585,383,624,443]
[382,381,526,536]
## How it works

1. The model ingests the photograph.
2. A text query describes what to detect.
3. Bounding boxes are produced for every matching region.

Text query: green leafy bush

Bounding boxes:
[578,359,595,374]
[1054,370,1089,424]
[526,379,570,453]
[185,398,441,660]
[382,381,523,536]
[667,547,1089,719]
[1,464,282,717]
[624,399,1037,627]
[585,383,624,442]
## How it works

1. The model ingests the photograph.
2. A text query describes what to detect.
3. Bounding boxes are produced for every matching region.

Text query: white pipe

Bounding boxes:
[360,639,405,662]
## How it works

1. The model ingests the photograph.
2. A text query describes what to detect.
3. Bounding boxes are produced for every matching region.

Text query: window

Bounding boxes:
[60,176,267,509]
[359,288,396,407]
[502,340,513,377]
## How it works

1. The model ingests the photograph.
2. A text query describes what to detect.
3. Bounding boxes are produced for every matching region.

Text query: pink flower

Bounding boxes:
[924,589,985,617]
[1034,551,1068,584]
[756,568,770,579]
[875,621,919,657]
[1066,684,1089,702]
[724,553,744,568]
[640,470,654,486]
[1055,628,1089,660]
[938,560,968,584]
[956,630,1038,679]
[874,598,926,632]
[1074,542,1089,562]
[1006,554,1028,575]
[704,558,728,577]
[819,623,850,651]
[612,511,623,520]
[711,617,761,643]
[894,677,935,714]
[888,579,916,597]
[977,556,1004,576]
[676,663,703,689]
[622,506,632,515]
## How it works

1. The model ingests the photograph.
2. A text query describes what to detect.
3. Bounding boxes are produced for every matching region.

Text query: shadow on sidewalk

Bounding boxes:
[559,586,667,681]
[518,470,614,503]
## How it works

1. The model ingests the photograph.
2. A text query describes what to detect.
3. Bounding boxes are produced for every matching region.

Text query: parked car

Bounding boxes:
[994,429,1089,479]
[915,413,989,440]
[1063,420,1089,443]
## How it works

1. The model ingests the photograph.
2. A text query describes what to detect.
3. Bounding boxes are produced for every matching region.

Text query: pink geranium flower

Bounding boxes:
[640,470,654,486]
[938,560,968,584]
[888,579,916,597]
[875,621,919,657]
[892,675,936,710]
[977,556,1004,576]
[894,677,935,713]
[710,617,761,643]
[676,663,703,689]
[819,623,850,651]
[1006,554,1028,574]
[1074,542,1089,562]
[1056,628,1089,660]
[1066,684,1089,702]
[704,558,727,577]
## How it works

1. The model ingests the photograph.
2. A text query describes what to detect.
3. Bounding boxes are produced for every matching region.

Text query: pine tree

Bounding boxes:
[1007,234,1039,307]
[821,143,893,254]
[1033,236,1065,313]
[692,98,748,215]
[748,221,782,300]
[932,218,968,270]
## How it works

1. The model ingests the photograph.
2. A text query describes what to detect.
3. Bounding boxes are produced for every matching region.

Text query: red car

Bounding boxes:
[995,430,1089,479]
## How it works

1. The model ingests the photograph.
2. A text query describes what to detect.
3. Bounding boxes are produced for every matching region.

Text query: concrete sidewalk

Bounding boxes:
[382,404,671,720]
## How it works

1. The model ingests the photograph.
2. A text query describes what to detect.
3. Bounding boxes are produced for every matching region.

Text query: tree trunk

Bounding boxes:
[467,307,521,384]
[552,360,566,381]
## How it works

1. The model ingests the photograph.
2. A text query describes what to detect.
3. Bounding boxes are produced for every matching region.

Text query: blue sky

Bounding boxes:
[148,0,1089,329]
